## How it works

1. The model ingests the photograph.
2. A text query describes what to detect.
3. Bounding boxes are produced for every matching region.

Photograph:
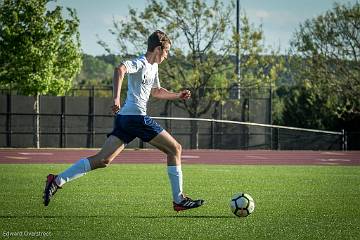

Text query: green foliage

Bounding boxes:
[280,84,339,130]
[73,54,127,98]
[290,2,360,127]
[73,54,130,98]
[99,0,284,118]
[0,0,82,96]
[74,54,114,87]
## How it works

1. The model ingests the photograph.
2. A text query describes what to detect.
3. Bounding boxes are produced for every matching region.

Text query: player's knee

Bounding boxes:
[88,155,112,169]
[175,142,182,155]
[95,158,111,168]
[101,158,112,167]
[169,142,182,157]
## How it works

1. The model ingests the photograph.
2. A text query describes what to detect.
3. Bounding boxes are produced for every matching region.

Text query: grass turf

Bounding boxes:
[0,164,359,239]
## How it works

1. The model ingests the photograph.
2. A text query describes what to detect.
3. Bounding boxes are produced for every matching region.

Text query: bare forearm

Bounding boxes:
[152,88,191,100]
[152,88,180,100]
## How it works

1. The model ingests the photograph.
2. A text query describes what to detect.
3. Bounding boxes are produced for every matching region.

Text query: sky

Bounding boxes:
[48,0,357,56]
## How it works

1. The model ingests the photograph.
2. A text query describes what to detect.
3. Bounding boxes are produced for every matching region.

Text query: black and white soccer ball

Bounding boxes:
[230,193,255,217]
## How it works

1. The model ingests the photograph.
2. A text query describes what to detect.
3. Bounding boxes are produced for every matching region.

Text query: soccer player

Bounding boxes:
[43,30,204,212]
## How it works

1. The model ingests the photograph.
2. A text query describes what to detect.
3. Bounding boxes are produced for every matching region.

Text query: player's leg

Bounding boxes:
[55,135,125,186]
[43,135,125,206]
[149,129,182,166]
[149,130,204,211]
[87,135,125,169]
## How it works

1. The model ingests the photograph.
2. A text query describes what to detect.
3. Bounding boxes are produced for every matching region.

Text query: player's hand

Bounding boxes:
[112,98,120,114]
[179,90,191,100]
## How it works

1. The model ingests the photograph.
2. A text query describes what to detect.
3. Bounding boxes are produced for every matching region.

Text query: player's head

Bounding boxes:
[147,30,171,64]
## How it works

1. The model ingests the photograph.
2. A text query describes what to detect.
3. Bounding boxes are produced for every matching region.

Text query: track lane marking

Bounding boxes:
[182,155,200,159]
[5,156,29,160]
[317,158,351,162]
[19,153,53,155]
[245,155,268,160]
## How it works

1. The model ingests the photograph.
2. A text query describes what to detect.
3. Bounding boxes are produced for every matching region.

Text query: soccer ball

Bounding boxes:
[230,193,255,217]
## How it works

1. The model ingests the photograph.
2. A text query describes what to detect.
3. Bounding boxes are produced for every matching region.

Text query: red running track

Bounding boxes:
[0,149,359,166]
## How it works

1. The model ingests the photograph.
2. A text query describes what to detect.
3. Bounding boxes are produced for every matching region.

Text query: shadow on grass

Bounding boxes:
[0,215,234,219]
[135,215,234,219]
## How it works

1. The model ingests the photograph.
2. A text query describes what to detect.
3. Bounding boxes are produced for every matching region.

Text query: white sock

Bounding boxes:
[55,158,91,187]
[167,165,183,204]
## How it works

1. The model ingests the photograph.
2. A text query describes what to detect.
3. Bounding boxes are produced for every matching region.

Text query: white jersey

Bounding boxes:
[119,55,160,115]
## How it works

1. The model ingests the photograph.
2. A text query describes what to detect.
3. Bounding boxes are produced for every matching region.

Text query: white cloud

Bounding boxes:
[248,8,303,25]
[254,10,271,19]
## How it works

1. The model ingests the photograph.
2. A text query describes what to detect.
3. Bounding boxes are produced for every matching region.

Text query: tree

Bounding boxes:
[74,54,114,88]
[0,0,82,147]
[99,0,283,148]
[281,83,339,130]
[73,54,129,98]
[290,2,360,129]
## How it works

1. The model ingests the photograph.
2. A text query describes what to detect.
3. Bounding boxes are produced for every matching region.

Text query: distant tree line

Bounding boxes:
[1,0,359,148]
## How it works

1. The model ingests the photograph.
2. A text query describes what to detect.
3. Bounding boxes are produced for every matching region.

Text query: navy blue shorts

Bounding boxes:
[107,115,164,144]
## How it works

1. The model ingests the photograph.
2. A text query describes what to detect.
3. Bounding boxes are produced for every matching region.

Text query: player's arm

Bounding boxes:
[112,64,127,114]
[151,88,191,100]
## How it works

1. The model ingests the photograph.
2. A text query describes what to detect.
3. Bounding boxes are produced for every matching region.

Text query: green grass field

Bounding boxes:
[1,164,360,239]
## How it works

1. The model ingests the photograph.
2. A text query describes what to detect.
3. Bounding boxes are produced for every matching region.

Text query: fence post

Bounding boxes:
[88,87,95,148]
[277,128,280,150]
[33,95,40,148]
[6,94,12,147]
[91,87,95,148]
[269,86,273,150]
[342,129,347,151]
[272,127,280,150]
[211,120,215,149]
[270,127,274,150]
[60,96,66,148]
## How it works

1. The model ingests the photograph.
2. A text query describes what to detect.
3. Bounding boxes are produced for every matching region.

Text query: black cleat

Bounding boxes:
[173,196,205,212]
[43,174,61,206]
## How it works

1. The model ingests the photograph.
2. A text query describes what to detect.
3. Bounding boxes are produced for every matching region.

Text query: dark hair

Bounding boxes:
[147,30,171,52]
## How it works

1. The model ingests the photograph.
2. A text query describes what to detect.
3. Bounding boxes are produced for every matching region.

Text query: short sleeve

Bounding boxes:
[122,59,142,74]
